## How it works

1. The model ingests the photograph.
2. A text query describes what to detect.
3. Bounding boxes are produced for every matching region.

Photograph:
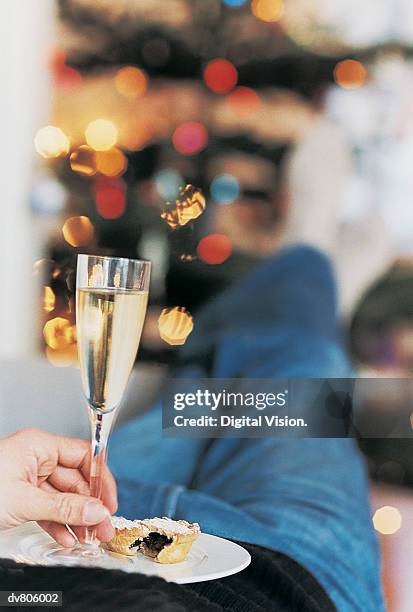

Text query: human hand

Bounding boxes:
[0,429,117,547]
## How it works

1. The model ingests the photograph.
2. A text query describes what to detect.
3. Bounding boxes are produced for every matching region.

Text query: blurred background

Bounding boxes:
[2,0,413,608]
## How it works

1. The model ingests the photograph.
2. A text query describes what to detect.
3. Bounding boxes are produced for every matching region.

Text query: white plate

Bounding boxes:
[0,523,251,584]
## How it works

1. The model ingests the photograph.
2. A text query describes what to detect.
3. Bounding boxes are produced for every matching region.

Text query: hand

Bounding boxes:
[0,428,117,547]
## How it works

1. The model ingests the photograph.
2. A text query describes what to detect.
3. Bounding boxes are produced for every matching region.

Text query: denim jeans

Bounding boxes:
[109,246,384,612]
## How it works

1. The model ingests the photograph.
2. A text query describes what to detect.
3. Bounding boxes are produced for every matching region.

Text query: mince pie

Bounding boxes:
[107,516,200,564]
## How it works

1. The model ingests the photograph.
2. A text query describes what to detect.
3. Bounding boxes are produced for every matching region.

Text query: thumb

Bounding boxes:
[23,487,110,526]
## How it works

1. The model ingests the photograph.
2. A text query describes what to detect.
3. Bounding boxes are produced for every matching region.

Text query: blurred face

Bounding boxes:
[207,152,288,256]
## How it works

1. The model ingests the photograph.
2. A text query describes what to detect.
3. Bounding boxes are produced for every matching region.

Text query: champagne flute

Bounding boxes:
[48,254,150,562]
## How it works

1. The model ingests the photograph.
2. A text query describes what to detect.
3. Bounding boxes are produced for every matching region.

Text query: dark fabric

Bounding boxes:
[0,542,335,612]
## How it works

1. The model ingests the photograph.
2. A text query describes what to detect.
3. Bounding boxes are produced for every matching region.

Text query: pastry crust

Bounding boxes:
[107,516,200,563]
[106,516,148,556]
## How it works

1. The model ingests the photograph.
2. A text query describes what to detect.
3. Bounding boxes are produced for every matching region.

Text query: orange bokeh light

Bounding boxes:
[334,59,367,89]
[62,216,94,247]
[43,317,75,350]
[204,59,238,94]
[227,86,260,117]
[94,176,126,219]
[251,0,284,22]
[96,148,127,177]
[115,66,148,99]
[172,122,208,155]
[43,286,55,313]
[70,145,97,176]
[197,234,232,264]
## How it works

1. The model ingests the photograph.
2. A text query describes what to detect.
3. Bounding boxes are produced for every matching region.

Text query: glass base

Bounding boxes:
[45,543,133,569]
[47,543,104,566]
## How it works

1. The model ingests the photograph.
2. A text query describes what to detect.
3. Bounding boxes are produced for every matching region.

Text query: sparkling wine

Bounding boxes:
[76,288,148,413]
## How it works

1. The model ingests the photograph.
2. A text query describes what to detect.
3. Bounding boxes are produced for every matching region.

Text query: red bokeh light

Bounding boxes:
[172,122,208,155]
[204,59,238,94]
[197,234,232,265]
[227,86,260,117]
[50,47,82,90]
[94,177,126,219]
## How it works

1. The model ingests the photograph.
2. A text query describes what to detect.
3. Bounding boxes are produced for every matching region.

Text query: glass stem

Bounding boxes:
[85,406,116,546]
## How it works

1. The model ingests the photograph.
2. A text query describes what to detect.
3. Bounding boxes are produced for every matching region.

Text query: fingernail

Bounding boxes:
[83,502,108,524]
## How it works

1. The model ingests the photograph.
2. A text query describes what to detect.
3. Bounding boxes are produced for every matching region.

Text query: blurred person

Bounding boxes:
[0,429,116,546]
[108,243,384,611]
[211,88,395,318]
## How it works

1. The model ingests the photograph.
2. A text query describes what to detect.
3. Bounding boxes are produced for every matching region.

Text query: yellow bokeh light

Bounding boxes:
[34,126,70,159]
[115,66,148,99]
[43,317,75,350]
[158,306,194,346]
[96,148,127,177]
[70,145,97,176]
[85,119,118,151]
[251,0,284,22]
[43,286,55,313]
[334,59,367,90]
[62,216,94,247]
[372,506,402,535]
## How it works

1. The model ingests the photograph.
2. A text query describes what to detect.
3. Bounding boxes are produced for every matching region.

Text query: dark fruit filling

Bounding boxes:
[129,539,142,551]
[129,532,172,557]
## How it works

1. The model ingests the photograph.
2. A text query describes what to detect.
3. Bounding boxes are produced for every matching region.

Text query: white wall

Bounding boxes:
[0,0,54,357]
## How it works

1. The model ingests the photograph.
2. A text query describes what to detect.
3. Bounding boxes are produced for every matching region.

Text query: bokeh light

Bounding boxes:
[210,174,240,204]
[70,145,97,176]
[31,175,67,215]
[34,126,70,159]
[251,0,284,22]
[334,59,368,89]
[43,286,55,313]
[95,176,126,219]
[43,317,75,350]
[62,216,94,247]
[96,148,127,177]
[223,0,247,6]
[50,48,82,90]
[158,306,194,346]
[204,59,238,94]
[155,168,183,200]
[227,87,260,117]
[373,506,402,535]
[115,66,148,99]
[85,119,118,151]
[172,122,208,155]
[197,233,232,264]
